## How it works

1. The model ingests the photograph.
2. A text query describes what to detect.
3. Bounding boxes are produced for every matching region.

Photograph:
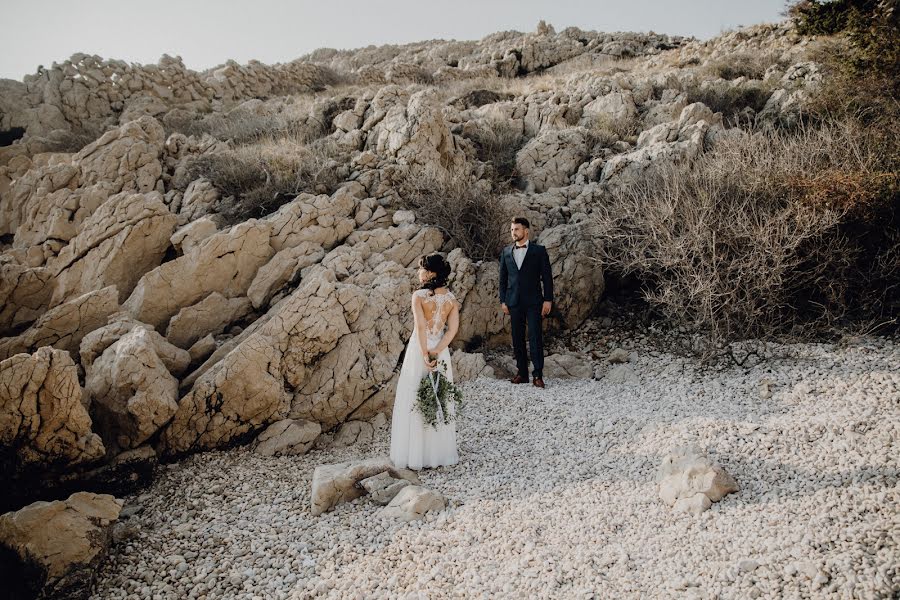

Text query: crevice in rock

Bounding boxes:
[0,127,25,147]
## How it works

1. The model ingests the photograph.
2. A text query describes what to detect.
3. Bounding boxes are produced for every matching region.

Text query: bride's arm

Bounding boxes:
[432,301,460,354]
[411,294,430,360]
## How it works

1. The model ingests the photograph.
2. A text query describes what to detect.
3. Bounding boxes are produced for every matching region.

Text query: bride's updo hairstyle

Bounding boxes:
[418,253,451,293]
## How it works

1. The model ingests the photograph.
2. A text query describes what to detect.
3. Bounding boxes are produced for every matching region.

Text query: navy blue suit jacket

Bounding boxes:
[499,242,554,308]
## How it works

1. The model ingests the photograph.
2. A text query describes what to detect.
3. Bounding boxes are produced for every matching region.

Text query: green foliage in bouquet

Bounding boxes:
[415,364,464,428]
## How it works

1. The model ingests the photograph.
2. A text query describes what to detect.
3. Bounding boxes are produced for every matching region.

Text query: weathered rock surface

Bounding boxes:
[0,492,122,600]
[310,457,420,516]
[516,127,594,192]
[123,219,273,329]
[253,419,321,456]
[451,351,495,382]
[0,286,118,362]
[165,292,252,349]
[0,347,105,476]
[380,485,447,521]
[86,326,188,450]
[359,471,412,506]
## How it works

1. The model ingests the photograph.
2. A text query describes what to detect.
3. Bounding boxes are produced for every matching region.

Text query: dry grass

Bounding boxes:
[462,119,528,186]
[177,137,349,223]
[397,165,515,261]
[592,117,899,357]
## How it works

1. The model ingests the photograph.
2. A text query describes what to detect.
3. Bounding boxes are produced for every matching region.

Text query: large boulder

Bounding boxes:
[516,127,594,192]
[0,286,119,362]
[0,347,105,480]
[75,115,165,193]
[86,326,188,450]
[123,219,273,329]
[451,351,495,382]
[48,191,176,306]
[164,292,252,349]
[0,260,54,335]
[0,492,122,600]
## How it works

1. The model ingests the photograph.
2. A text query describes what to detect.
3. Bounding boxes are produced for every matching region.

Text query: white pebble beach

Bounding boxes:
[92,337,899,599]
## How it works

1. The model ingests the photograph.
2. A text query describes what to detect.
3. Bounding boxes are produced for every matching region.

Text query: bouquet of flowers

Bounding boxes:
[415,361,463,428]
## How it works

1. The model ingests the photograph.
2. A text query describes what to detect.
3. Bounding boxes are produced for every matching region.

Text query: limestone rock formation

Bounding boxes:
[86,326,188,450]
[253,419,321,456]
[0,347,105,477]
[0,286,118,362]
[0,492,122,599]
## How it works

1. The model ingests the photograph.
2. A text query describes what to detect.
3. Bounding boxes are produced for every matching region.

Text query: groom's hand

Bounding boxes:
[501,303,509,315]
[541,301,552,317]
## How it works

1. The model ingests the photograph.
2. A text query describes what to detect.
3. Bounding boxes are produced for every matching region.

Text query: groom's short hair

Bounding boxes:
[512,216,530,229]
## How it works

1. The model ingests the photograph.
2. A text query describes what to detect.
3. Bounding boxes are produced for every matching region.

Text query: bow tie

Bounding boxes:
[515,244,527,249]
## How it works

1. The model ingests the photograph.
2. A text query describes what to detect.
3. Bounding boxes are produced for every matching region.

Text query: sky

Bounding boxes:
[0,0,788,80]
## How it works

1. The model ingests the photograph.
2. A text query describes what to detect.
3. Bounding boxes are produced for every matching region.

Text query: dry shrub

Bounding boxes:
[705,51,785,81]
[592,118,899,357]
[583,112,640,144]
[398,166,515,261]
[178,138,349,223]
[462,120,527,185]
[679,80,773,127]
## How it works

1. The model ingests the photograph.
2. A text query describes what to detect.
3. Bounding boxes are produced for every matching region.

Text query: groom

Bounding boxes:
[499,217,554,388]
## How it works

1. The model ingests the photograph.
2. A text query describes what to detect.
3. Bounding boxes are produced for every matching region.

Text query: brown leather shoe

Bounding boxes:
[510,375,528,384]
[533,378,545,388]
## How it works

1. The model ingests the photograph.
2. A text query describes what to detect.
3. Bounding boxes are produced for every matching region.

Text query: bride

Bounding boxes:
[390,253,460,470]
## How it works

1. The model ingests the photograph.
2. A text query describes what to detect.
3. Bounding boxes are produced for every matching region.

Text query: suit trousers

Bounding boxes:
[509,303,544,379]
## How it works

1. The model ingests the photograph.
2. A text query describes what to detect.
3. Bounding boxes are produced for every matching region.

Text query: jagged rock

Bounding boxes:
[359,471,411,505]
[0,260,53,334]
[332,420,375,447]
[86,326,187,450]
[165,292,253,349]
[516,127,594,192]
[310,457,420,516]
[253,419,321,456]
[601,103,725,187]
[267,187,360,252]
[78,312,147,375]
[75,116,165,193]
[608,348,630,363]
[187,334,217,363]
[176,178,218,225]
[0,347,105,477]
[658,446,739,514]
[0,286,119,362]
[368,88,469,175]
[451,351,495,382]
[247,242,325,309]
[48,191,176,306]
[123,219,273,329]
[170,216,218,254]
[0,492,122,600]
[380,485,446,521]
[538,222,604,328]
[581,91,638,130]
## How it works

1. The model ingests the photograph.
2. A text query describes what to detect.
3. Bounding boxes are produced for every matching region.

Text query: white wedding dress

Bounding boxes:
[390,289,459,470]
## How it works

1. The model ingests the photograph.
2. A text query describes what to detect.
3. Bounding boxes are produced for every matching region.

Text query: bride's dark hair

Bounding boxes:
[418,253,451,293]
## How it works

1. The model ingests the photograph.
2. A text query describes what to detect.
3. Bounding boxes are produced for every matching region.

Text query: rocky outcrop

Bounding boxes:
[0,347,105,477]
[86,326,189,450]
[516,127,595,192]
[0,286,119,362]
[165,292,252,349]
[0,492,122,600]
[123,219,273,329]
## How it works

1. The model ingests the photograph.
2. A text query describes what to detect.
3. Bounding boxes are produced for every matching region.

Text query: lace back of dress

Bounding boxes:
[417,289,455,340]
